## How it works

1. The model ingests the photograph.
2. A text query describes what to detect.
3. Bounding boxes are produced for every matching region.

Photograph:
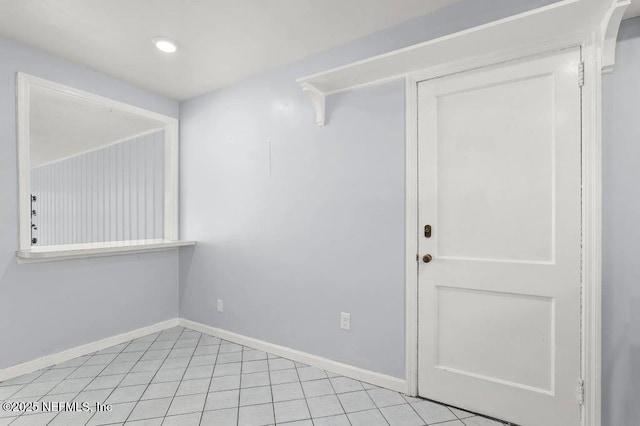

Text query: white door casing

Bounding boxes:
[417,49,582,426]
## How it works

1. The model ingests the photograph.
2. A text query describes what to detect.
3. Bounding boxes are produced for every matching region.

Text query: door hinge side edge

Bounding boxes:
[578,62,585,87]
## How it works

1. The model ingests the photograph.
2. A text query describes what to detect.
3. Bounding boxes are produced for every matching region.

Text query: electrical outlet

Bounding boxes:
[217,299,224,313]
[340,312,351,331]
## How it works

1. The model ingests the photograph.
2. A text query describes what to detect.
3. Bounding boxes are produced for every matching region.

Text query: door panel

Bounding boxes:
[436,74,554,263]
[417,49,582,426]
[436,287,554,392]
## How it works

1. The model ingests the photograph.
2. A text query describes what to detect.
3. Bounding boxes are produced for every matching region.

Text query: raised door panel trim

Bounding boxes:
[435,286,555,393]
[433,73,555,264]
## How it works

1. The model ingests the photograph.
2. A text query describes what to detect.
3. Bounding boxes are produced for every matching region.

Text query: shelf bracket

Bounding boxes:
[601,0,630,74]
[301,83,326,126]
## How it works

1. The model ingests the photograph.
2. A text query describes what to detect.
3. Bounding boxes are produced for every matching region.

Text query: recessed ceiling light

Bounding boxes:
[153,37,177,53]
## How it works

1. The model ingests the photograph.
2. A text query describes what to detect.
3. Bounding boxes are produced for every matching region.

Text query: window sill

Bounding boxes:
[16,239,196,263]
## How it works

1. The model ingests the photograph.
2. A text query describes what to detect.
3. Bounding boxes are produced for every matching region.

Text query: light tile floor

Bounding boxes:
[0,327,511,426]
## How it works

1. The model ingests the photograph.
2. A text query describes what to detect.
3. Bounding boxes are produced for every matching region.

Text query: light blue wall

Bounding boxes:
[602,16,640,426]
[179,0,559,378]
[0,36,179,369]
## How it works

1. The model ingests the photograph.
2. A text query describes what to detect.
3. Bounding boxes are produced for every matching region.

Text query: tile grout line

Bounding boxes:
[265,349,276,425]
[403,392,435,426]
[326,373,359,426]
[292,361,321,425]
[235,342,243,426]
[396,394,440,426]
[40,338,138,424]
[160,330,207,422]
[198,334,223,426]
[149,327,203,422]
[111,333,178,420]
[6,361,83,424]
[44,331,161,425]
[4,345,96,405]
[9,357,81,403]
[83,329,167,425]
[7,361,73,400]
[122,326,191,423]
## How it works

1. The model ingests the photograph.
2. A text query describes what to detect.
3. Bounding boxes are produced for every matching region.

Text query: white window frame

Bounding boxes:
[15,73,193,262]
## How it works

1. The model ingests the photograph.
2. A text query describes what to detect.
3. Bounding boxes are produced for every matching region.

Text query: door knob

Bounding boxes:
[422,254,433,263]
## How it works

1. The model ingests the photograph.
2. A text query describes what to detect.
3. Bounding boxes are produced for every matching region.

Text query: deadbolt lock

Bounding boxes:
[424,225,432,238]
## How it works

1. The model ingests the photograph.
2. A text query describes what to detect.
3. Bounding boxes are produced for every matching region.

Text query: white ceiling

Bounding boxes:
[625,1,640,19]
[0,0,457,101]
[30,86,163,167]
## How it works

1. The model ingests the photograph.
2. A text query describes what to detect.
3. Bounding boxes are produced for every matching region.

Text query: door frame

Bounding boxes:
[404,31,603,426]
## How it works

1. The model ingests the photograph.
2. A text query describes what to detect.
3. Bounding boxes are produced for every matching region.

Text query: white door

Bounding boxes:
[417,49,582,426]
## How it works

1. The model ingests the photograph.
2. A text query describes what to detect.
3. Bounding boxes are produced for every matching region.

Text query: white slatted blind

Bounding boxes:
[30,130,165,246]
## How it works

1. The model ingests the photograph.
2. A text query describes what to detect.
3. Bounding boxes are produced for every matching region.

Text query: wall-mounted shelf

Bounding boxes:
[16,239,196,263]
[297,0,624,126]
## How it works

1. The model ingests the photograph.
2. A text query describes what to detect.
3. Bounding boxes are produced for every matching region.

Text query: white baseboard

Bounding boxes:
[0,318,179,382]
[179,318,408,394]
[1,317,407,395]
